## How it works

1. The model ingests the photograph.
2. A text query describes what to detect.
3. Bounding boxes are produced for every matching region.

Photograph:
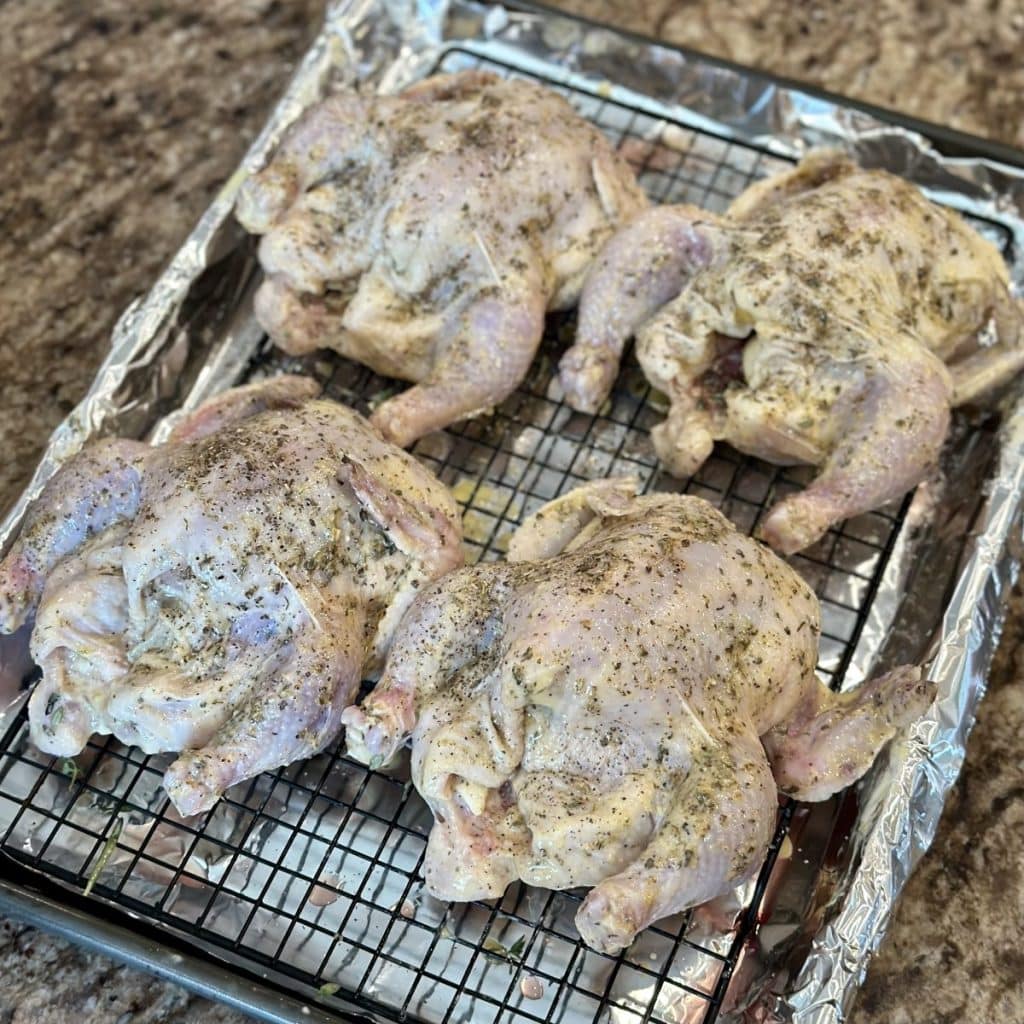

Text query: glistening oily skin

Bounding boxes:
[0,377,463,814]
[345,479,931,953]
[565,151,1024,553]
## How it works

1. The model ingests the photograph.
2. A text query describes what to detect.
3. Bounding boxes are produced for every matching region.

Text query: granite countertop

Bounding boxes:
[0,2,1022,1022]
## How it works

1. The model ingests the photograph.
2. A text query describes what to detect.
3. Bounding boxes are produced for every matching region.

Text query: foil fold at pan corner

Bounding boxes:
[2,2,1024,1021]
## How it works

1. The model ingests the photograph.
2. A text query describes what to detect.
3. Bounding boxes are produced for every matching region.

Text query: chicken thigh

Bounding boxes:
[343,479,932,952]
[561,151,1024,553]
[0,376,462,816]
[235,71,647,447]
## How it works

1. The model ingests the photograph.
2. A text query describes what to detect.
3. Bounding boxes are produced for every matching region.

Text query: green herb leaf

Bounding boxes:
[482,934,526,963]
[60,758,81,786]
[318,983,340,997]
[84,817,123,896]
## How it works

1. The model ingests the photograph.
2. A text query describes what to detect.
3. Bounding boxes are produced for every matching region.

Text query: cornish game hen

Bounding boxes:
[0,377,462,816]
[236,70,647,447]
[342,479,932,952]
[561,151,1024,553]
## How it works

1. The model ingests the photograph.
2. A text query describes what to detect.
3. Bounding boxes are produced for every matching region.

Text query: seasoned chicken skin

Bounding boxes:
[0,377,462,816]
[562,151,1024,552]
[343,479,932,952]
[235,71,646,447]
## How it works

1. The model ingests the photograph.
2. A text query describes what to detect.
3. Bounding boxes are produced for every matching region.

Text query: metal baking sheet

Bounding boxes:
[1,3,1023,1023]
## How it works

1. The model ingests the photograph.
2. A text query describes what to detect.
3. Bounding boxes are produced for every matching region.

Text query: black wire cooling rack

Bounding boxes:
[0,45,1015,1024]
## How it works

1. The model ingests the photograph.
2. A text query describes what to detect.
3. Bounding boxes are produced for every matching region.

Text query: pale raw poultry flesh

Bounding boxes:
[235,70,647,447]
[561,150,1024,553]
[343,479,933,952]
[0,377,462,816]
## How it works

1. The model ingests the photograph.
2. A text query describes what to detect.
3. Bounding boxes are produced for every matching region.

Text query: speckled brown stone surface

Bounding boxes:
[555,0,1024,149]
[0,3,319,1022]
[0,3,1021,1023]
[0,917,246,1024]
[0,0,324,522]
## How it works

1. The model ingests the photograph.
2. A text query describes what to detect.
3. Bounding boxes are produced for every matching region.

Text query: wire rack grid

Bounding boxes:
[0,46,1013,1024]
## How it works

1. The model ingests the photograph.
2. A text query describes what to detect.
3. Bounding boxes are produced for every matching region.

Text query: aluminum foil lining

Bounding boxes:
[2,2,1023,1022]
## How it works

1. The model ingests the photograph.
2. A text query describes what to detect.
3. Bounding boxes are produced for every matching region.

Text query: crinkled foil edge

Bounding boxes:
[782,401,1024,1023]
[2,3,1024,1022]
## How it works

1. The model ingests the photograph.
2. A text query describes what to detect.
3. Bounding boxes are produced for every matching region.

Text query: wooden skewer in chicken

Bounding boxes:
[235,70,647,448]
[560,151,1024,553]
[342,478,933,953]
[0,377,463,816]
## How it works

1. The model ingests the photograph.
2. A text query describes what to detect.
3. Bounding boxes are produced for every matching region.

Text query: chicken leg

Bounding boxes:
[576,735,776,954]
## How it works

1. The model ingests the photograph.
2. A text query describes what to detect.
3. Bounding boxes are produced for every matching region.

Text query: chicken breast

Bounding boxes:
[342,479,932,953]
[0,377,462,816]
[235,70,647,447]
[562,150,1024,553]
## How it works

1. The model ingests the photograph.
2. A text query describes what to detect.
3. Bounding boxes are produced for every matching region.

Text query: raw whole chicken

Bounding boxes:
[560,151,1024,553]
[0,376,462,816]
[235,70,647,447]
[342,478,932,953]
